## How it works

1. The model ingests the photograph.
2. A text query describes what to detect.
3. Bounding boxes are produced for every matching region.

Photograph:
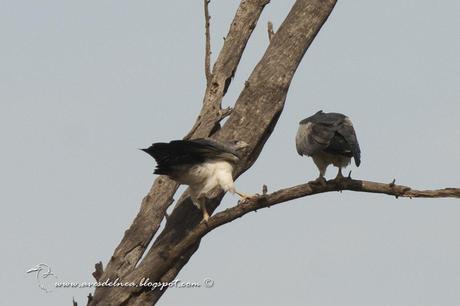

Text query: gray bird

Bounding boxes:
[142,138,252,221]
[296,110,361,182]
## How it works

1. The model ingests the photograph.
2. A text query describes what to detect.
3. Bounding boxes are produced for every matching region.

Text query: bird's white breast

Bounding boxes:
[186,160,234,195]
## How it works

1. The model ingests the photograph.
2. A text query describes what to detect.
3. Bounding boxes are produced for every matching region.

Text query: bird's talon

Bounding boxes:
[236,192,257,204]
[262,185,268,195]
[142,138,250,224]
[297,111,361,189]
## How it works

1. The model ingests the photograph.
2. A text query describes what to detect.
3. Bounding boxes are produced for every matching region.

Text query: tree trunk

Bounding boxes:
[88,0,337,305]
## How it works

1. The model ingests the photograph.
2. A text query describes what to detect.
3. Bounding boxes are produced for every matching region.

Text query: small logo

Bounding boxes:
[203,277,214,288]
[27,263,58,293]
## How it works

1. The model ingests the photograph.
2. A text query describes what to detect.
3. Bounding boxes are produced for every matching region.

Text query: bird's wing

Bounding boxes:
[143,140,214,165]
[296,111,361,165]
[296,122,337,156]
[188,138,239,159]
[296,111,339,156]
[334,117,361,166]
[142,139,239,175]
[318,115,361,166]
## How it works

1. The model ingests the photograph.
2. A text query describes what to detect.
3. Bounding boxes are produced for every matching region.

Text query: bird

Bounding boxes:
[26,263,58,292]
[295,110,361,182]
[142,138,253,221]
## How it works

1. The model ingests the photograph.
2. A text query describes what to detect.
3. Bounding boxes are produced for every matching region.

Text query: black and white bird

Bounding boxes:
[295,110,361,182]
[142,138,252,221]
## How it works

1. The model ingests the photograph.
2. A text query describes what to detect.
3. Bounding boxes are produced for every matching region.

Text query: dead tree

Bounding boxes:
[86,0,460,305]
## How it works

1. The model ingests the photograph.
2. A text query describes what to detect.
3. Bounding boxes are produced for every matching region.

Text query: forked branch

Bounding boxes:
[91,1,271,292]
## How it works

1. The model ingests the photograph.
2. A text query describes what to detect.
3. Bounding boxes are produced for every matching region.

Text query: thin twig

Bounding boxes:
[204,0,212,84]
[87,294,93,305]
[184,0,270,140]
[267,21,274,41]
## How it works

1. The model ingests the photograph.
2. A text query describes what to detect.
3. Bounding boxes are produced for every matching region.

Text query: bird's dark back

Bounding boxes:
[298,110,361,166]
[299,110,346,126]
[142,139,240,175]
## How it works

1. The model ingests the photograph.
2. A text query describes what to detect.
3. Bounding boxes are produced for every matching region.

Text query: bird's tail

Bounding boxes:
[141,143,177,175]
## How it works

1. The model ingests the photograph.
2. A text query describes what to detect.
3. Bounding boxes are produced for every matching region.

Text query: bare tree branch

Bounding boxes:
[185,0,271,139]
[93,177,178,287]
[131,179,460,287]
[126,179,460,303]
[85,0,458,304]
[88,1,338,304]
[93,176,460,305]
[267,21,274,41]
[206,179,460,230]
[88,0,270,300]
[204,0,212,84]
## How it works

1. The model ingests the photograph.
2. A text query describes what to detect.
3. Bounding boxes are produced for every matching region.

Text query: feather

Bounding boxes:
[296,111,361,178]
[142,139,240,176]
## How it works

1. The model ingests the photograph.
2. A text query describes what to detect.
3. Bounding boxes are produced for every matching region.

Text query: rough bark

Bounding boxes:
[88,0,338,305]
[203,0,211,84]
[267,21,275,41]
[185,0,272,139]
[91,0,270,290]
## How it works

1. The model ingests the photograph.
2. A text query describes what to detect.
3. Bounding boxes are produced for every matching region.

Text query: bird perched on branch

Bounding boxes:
[142,138,253,221]
[296,110,361,182]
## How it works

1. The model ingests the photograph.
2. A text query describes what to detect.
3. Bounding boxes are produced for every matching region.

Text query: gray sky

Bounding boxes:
[1,1,459,305]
